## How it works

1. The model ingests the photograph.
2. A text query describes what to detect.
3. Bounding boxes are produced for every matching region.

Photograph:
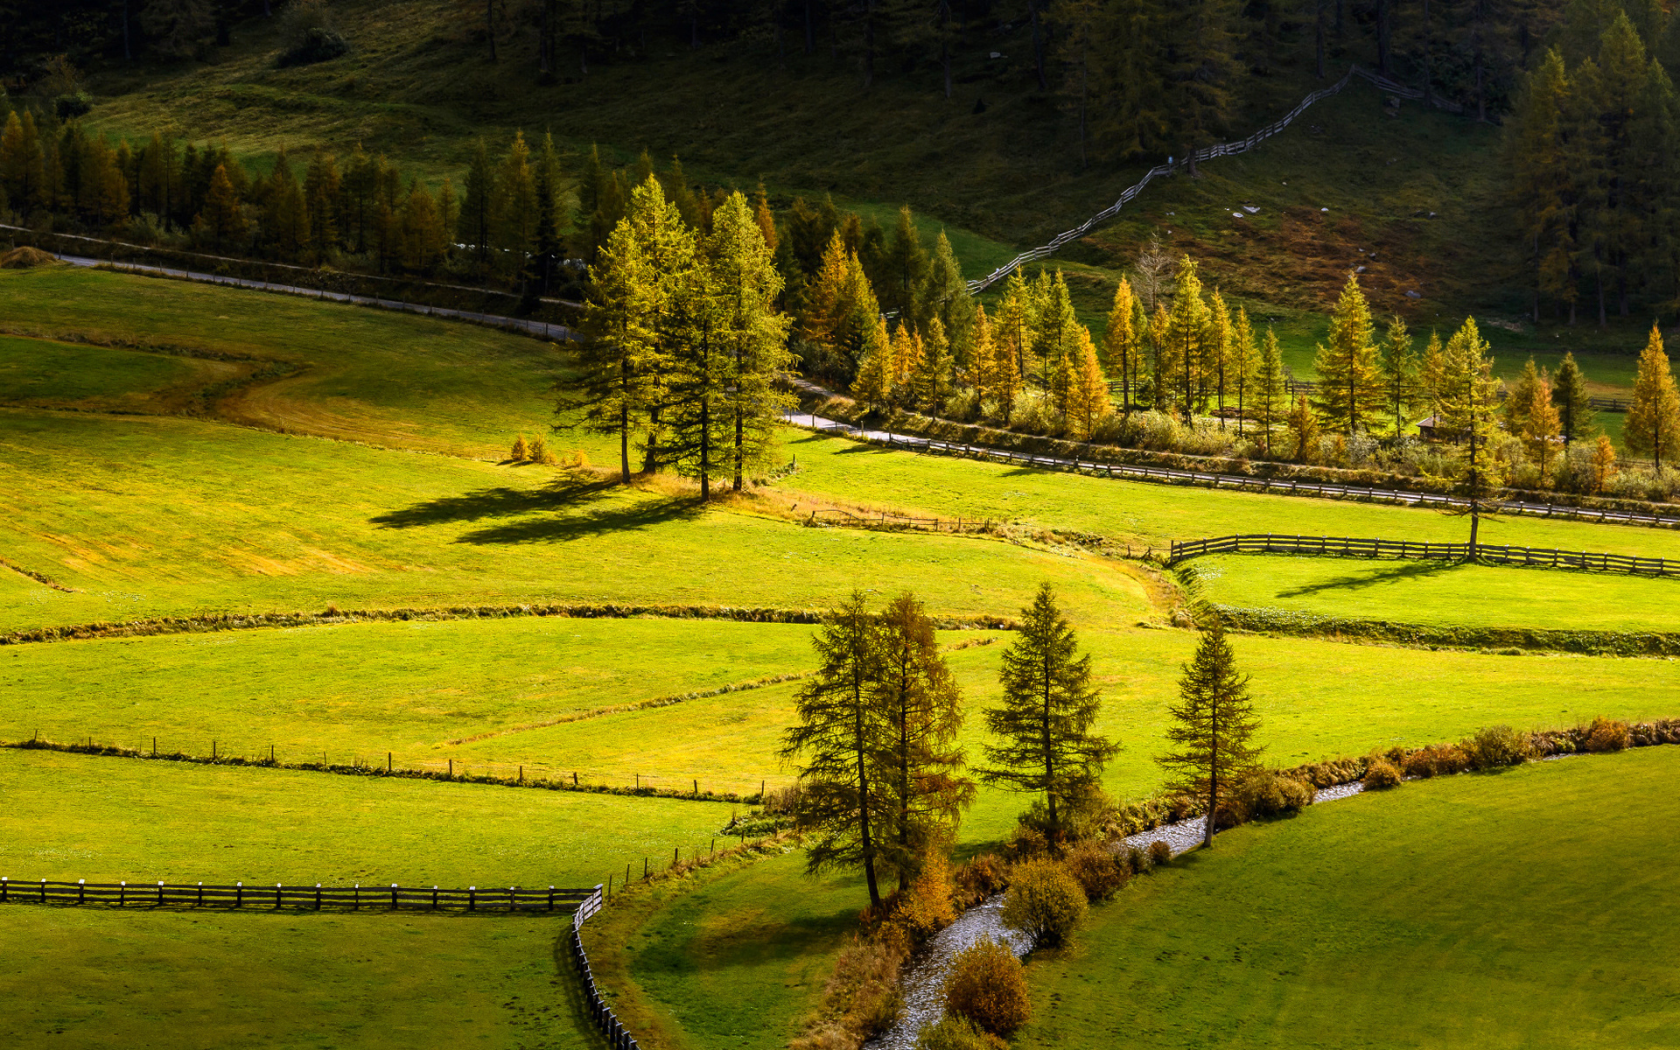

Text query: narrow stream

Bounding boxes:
[868,781,1366,1050]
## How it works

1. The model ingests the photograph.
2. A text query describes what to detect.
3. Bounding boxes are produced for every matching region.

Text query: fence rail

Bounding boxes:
[793,414,1680,531]
[1169,534,1680,577]
[968,64,1457,293]
[571,887,642,1050]
[807,507,984,532]
[0,875,596,912]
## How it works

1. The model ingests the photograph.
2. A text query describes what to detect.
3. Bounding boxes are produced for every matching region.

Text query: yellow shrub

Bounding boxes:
[943,938,1031,1035]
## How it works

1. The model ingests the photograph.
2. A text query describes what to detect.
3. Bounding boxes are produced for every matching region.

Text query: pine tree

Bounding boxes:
[1157,616,1262,848]
[1102,277,1141,413]
[1228,306,1257,437]
[1420,330,1448,417]
[194,163,246,245]
[527,132,567,298]
[1524,366,1563,487]
[1503,358,1544,438]
[0,111,46,216]
[1378,315,1418,436]
[1285,394,1319,463]
[303,152,340,256]
[914,316,954,415]
[1204,290,1232,426]
[874,592,974,888]
[996,271,1038,403]
[492,132,538,280]
[137,133,181,230]
[701,191,794,494]
[569,176,694,483]
[853,316,895,405]
[1552,351,1598,444]
[1438,318,1505,550]
[400,180,447,273]
[1034,272,1079,406]
[779,591,893,909]
[1161,0,1239,174]
[340,145,378,254]
[1509,49,1579,320]
[990,307,1023,423]
[1592,433,1619,492]
[1161,256,1209,418]
[1626,322,1680,471]
[880,205,929,322]
[1312,274,1383,435]
[1066,325,1111,440]
[1254,327,1287,457]
[980,584,1119,842]
[890,322,923,391]
[970,304,996,411]
[920,230,973,351]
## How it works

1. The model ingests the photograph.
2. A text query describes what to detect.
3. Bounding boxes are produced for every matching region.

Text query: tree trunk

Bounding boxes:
[486,0,498,62]
[1203,707,1219,848]
[1042,651,1056,839]
[1029,0,1048,92]
[855,687,881,909]
[804,0,815,55]
[619,403,631,483]
[1421,0,1432,104]
[123,0,132,60]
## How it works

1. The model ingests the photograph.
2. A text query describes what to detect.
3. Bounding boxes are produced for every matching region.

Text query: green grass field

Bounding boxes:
[1188,553,1680,635]
[0,908,602,1050]
[1017,745,1680,1049]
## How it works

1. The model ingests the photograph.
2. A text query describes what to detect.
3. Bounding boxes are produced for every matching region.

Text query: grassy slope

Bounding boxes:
[0,909,599,1050]
[1190,553,1680,634]
[779,429,1680,558]
[1018,746,1680,1049]
[0,747,735,888]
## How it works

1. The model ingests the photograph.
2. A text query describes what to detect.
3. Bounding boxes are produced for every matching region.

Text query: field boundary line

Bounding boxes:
[0,874,596,914]
[0,602,1017,647]
[1169,534,1680,578]
[1208,604,1680,656]
[0,556,77,593]
[3,737,774,804]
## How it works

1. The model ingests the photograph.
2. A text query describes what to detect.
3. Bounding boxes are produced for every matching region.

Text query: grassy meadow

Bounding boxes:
[1188,553,1680,634]
[1017,746,1680,1049]
[0,908,602,1050]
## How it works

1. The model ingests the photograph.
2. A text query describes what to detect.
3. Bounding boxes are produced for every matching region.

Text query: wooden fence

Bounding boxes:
[0,875,598,912]
[571,888,643,1050]
[1168,534,1680,577]
[802,420,1680,531]
[969,64,1456,293]
[807,507,984,532]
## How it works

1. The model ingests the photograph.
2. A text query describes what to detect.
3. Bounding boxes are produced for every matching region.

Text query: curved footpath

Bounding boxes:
[868,781,1366,1050]
[782,411,1680,531]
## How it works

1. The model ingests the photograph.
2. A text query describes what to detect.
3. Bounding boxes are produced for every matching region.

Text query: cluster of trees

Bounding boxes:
[782,585,1266,905]
[0,107,586,292]
[569,176,793,497]
[1508,6,1680,324]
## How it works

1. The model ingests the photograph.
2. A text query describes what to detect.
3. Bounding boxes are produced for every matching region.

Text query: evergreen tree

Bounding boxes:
[1162,0,1239,174]
[780,591,893,909]
[1524,366,1563,487]
[1066,325,1111,440]
[340,146,378,255]
[1379,315,1418,436]
[1312,274,1383,435]
[527,132,568,298]
[194,163,246,245]
[570,177,694,483]
[1035,272,1079,412]
[1161,256,1209,418]
[920,230,973,352]
[1592,433,1619,492]
[914,316,954,415]
[400,180,447,273]
[1438,318,1505,550]
[1103,277,1141,413]
[137,133,180,230]
[1503,357,1543,438]
[303,152,340,256]
[1158,616,1262,849]
[701,191,794,494]
[990,305,1023,422]
[874,593,974,888]
[852,316,895,405]
[1228,305,1257,437]
[1626,322,1680,471]
[0,111,46,216]
[1285,394,1319,462]
[1552,351,1597,444]
[1508,49,1578,321]
[1204,289,1232,426]
[980,584,1119,842]
[492,132,538,280]
[996,271,1038,405]
[1420,330,1448,417]
[969,304,997,411]
[880,205,930,322]
[1254,327,1288,458]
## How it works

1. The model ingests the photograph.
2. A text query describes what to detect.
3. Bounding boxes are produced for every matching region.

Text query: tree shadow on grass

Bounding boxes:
[681,903,858,966]
[1275,558,1462,598]
[371,470,701,544]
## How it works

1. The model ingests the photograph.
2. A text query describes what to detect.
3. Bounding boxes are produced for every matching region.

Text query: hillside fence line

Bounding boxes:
[967,63,1461,293]
[1169,534,1680,577]
[0,874,597,913]
[571,891,644,1050]
[1279,375,1633,414]
[788,413,1680,530]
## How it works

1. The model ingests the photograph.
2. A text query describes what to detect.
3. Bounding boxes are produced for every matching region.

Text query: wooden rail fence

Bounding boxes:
[969,64,1457,293]
[571,889,642,1050]
[1169,534,1680,578]
[0,875,597,912]
[807,507,986,532]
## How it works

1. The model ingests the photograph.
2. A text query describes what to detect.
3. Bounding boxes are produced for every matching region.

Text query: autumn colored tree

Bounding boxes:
[1312,274,1383,436]
[1626,322,1680,471]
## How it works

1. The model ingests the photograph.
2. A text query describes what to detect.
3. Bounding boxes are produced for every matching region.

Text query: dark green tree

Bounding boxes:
[1157,616,1262,849]
[980,584,1119,842]
[1551,351,1597,444]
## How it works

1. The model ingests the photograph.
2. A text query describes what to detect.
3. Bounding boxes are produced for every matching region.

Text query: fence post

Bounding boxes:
[236,881,242,908]
[277,883,283,908]
[391,884,398,910]
[468,886,476,912]
[78,879,85,905]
